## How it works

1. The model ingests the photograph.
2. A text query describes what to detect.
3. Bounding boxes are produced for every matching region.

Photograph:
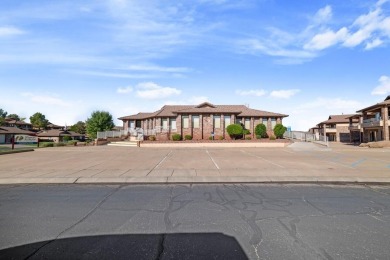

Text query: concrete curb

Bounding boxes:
[1,176,390,185]
[0,149,35,155]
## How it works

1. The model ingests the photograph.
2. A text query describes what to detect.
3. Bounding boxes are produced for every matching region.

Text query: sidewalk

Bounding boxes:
[0,143,389,185]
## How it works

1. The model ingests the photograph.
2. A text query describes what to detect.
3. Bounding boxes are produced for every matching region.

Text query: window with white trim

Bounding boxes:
[182,116,189,128]
[224,115,231,128]
[214,115,221,129]
[192,115,200,128]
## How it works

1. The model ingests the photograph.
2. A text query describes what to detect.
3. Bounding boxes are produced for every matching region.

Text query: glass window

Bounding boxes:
[214,115,221,129]
[236,118,242,124]
[245,118,250,129]
[271,118,276,129]
[192,115,200,128]
[262,118,268,126]
[224,115,231,128]
[170,118,177,130]
[130,121,135,129]
[162,118,168,130]
[182,116,189,128]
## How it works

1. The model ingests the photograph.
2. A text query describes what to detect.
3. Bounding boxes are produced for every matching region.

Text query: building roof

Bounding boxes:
[319,114,358,125]
[37,129,84,137]
[47,122,64,129]
[4,118,32,126]
[118,103,288,120]
[356,97,390,112]
[0,126,36,135]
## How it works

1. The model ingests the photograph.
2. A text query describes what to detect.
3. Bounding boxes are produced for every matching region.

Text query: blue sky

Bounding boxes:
[1,0,390,130]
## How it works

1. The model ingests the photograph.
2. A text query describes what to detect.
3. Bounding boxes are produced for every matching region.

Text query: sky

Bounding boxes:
[1,0,390,131]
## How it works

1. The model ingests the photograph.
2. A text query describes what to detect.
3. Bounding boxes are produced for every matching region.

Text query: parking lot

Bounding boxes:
[0,142,389,183]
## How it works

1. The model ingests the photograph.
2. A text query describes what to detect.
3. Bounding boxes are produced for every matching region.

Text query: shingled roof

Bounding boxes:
[119,103,288,120]
[319,114,358,125]
[0,126,36,135]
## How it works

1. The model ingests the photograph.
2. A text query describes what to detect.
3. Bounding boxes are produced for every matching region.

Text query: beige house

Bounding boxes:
[119,102,288,140]
[37,129,85,143]
[356,96,390,142]
[317,114,358,142]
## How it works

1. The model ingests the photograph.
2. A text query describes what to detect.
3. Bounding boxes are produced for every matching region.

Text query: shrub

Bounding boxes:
[256,135,262,140]
[62,136,72,142]
[184,135,192,140]
[55,142,66,147]
[226,124,243,140]
[68,140,78,146]
[255,124,267,138]
[246,136,252,140]
[148,135,156,141]
[269,136,276,140]
[273,124,287,139]
[218,136,224,140]
[209,136,213,140]
[243,129,251,135]
[41,142,54,147]
[172,134,181,141]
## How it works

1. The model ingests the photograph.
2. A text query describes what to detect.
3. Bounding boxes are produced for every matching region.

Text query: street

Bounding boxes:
[1,184,389,259]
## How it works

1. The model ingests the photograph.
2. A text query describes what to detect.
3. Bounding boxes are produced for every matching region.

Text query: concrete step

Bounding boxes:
[108,142,139,147]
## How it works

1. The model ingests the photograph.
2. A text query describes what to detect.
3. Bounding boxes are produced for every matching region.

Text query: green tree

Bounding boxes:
[30,112,49,130]
[0,109,7,126]
[69,121,86,134]
[273,124,287,139]
[7,114,21,121]
[255,123,267,138]
[226,124,243,140]
[86,111,115,139]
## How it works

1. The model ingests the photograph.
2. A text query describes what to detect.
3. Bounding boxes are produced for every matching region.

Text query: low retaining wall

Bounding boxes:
[141,142,288,148]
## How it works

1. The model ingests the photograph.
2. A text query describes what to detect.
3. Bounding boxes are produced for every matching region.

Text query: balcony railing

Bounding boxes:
[362,118,383,128]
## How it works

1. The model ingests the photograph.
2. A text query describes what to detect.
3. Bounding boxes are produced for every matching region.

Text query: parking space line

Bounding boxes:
[206,150,220,170]
[146,150,173,175]
[282,149,295,154]
[240,150,285,168]
[351,158,367,168]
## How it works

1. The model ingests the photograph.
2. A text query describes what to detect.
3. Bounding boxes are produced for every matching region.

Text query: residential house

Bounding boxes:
[356,96,390,142]
[0,126,36,144]
[317,114,358,142]
[46,122,65,130]
[118,102,288,140]
[37,129,85,143]
[2,118,32,130]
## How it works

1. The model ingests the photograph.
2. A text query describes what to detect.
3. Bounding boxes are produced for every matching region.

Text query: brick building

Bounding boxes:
[118,102,288,140]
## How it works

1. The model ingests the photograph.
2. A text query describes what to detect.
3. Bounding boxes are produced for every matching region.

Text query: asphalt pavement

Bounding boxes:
[1,184,390,259]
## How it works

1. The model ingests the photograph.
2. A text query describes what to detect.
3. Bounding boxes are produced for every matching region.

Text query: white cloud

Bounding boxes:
[0,26,25,37]
[235,89,267,97]
[304,28,348,50]
[126,64,191,73]
[136,82,181,99]
[21,92,71,107]
[365,38,383,49]
[306,1,390,51]
[117,86,133,94]
[270,89,300,99]
[297,97,361,110]
[314,5,332,24]
[371,75,390,95]
[285,97,363,131]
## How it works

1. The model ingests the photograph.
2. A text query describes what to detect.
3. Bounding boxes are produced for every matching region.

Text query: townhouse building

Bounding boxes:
[356,96,390,142]
[317,114,358,142]
[118,102,288,140]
